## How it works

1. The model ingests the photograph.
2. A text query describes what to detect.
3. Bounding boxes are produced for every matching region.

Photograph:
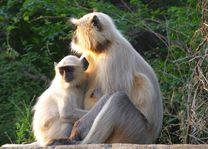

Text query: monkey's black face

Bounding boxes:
[59,66,75,82]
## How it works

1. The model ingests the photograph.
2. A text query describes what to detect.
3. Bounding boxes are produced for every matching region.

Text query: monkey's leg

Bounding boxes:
[81,91,149,144]
[50,94,112,145]
[60,109,88,124]
[70,93,112,140]
[71,108,88,122]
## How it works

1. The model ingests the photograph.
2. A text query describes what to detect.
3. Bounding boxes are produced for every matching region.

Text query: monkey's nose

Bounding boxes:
[65,75,74,82]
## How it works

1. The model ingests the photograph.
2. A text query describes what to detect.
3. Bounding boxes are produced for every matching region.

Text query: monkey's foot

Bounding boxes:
[49,139,78,146]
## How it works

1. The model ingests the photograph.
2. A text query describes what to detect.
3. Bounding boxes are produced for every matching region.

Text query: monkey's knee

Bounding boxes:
[111,91,128,99]
[108,91,130,107]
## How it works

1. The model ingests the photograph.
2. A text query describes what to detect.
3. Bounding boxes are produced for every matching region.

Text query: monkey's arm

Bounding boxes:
[42,116,59,129]
[69,93,112,140]
[58,99,88,123]
[35,94,60,129]
[72,108,88,120]
[61,108,88,123]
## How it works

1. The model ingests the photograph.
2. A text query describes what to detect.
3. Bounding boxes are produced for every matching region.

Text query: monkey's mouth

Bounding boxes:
[71,42,84,54]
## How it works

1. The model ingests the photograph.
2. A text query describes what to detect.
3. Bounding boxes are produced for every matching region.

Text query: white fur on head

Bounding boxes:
[70,12,119,55]
[56,55,82,68]
[53,55,86,89]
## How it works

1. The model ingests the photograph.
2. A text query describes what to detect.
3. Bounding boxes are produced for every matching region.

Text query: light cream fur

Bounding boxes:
[33,55,87,146]
[70,12,163,143]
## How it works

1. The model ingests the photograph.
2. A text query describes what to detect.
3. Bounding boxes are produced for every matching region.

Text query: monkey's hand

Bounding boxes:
[69,120,83,141]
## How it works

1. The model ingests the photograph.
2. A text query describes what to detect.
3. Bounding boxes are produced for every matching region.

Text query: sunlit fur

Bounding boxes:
[70,12,163,143]
[33,55,87,146]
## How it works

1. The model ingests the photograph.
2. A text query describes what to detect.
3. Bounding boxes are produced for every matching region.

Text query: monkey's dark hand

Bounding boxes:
[48,138,77,146]
[69,120,83,141]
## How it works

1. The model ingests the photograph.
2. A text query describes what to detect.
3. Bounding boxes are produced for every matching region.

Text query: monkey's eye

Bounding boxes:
[65,66,74,72]
[59,66,74,76]
[59,68,65,76]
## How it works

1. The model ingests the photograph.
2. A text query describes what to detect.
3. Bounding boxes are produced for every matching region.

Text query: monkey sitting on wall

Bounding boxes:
[32,55,89,146]
[51,12,163,145]
[1,55,90,148]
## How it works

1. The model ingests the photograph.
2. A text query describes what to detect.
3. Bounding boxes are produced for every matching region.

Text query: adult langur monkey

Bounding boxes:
[51,12,163,145]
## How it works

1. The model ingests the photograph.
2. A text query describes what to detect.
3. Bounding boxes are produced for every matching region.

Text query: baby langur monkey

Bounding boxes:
[32,55,89,147]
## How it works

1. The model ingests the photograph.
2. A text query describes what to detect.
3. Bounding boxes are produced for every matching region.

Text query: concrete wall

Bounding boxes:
[1,144,208,149]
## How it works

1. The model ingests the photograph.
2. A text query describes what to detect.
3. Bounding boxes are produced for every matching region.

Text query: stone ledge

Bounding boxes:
[1,144,208,149]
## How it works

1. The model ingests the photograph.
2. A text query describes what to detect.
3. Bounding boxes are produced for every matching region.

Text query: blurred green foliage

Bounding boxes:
[0,0,207,145]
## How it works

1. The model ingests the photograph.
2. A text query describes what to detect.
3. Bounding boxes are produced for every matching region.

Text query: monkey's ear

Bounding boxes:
[54,62,57,67]
[91,15,102,31]
[70,18,80,26]
[93,8,97,12]
[80,57,89,71]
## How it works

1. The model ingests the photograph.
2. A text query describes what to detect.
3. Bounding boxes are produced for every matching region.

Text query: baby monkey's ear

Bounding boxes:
[54,62,57,67]
[54,62,58,71]
[92,8,97,12]
[80,57,89,71]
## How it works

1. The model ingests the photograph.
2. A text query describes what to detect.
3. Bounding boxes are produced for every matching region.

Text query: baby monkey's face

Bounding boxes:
[58,65,76,82]
[55,55,89,84]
